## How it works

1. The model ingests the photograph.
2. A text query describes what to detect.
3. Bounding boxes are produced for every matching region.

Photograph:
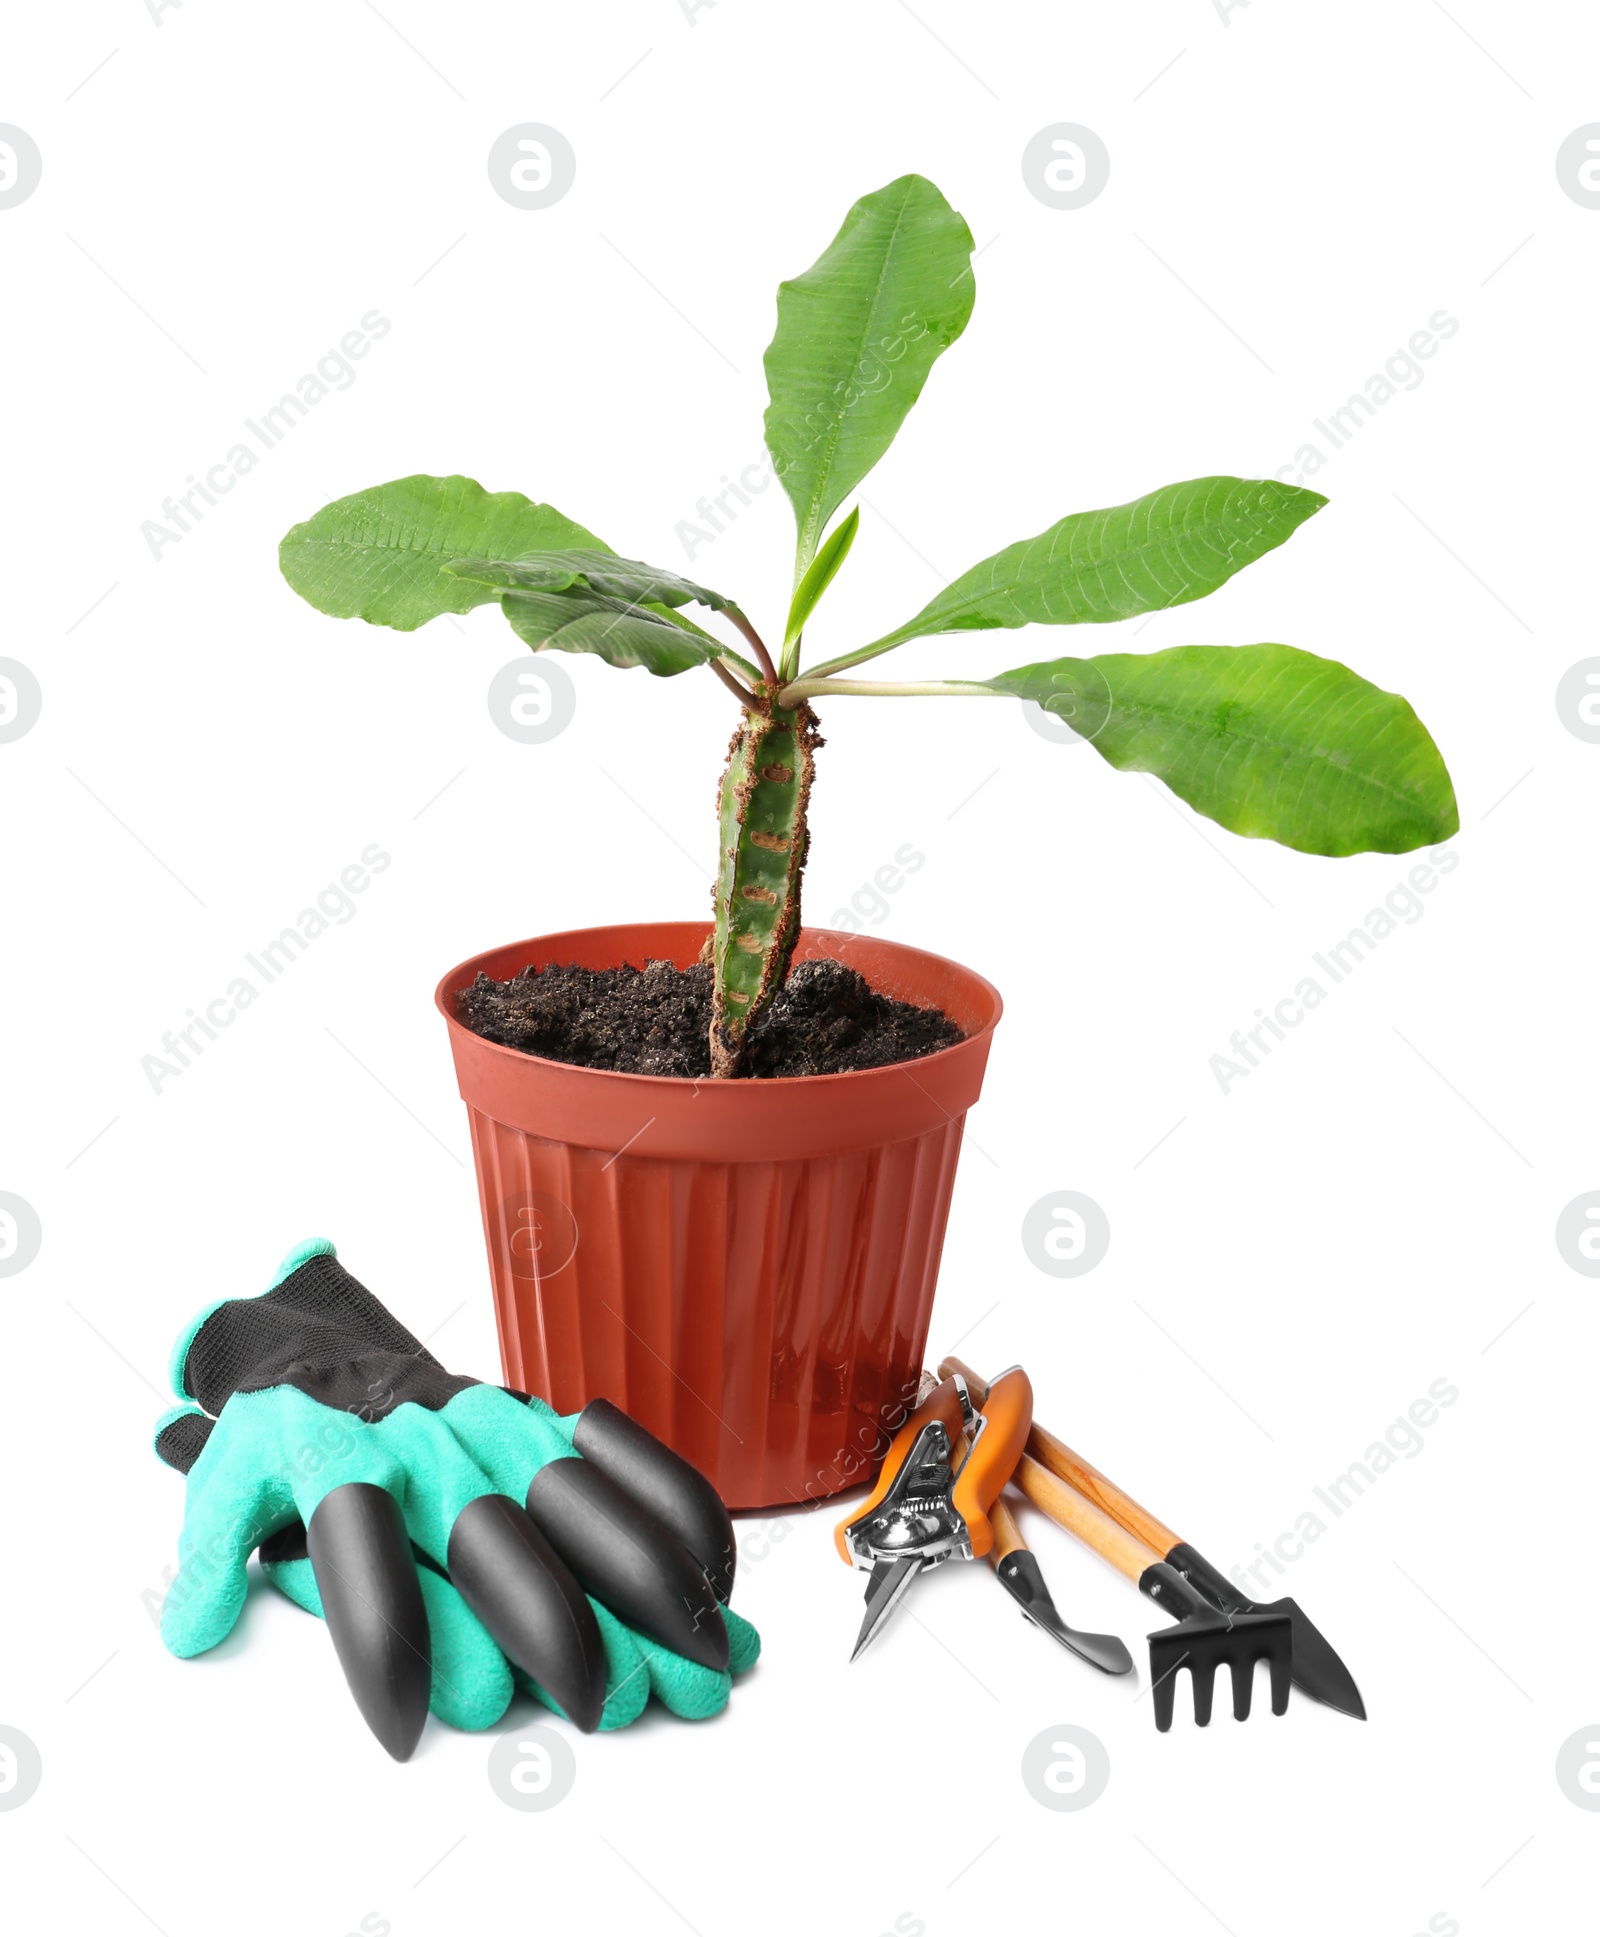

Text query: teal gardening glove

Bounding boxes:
[154,1240,759,1757]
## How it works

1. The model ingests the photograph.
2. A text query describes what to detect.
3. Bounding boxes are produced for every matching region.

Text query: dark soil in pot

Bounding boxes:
[456,956,962,1078]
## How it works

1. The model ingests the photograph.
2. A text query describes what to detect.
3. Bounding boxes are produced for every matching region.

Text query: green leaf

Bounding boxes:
[988,643,1458,856]
[445,548,738,616]
[499,586,717,677]
[782,506,859,653]
[279,475,604,631]
[763,174,974,576]
[835,477,1326,671]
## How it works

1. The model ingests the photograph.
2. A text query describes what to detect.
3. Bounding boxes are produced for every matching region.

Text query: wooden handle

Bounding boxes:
[1010,1452,1158,1584]
[987,1491,1027,1563]
[939,1354,1181,1556]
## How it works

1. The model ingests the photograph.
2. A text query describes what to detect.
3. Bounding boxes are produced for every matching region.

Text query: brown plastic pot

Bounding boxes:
[436,922,1001,1510]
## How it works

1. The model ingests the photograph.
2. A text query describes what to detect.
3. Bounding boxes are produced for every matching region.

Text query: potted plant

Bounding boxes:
[279,174,1456,1509]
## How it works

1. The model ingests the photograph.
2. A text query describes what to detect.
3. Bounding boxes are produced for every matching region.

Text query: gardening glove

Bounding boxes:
[153,1239,759,1757]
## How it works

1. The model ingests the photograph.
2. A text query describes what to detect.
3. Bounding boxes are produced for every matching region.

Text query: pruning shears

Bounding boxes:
[834,1367,1036,1657]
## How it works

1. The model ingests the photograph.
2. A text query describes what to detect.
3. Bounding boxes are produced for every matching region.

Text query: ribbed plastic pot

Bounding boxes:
[436,922,1001,1511]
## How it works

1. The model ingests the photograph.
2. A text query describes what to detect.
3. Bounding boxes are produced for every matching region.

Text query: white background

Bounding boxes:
[2,3,1595,1933]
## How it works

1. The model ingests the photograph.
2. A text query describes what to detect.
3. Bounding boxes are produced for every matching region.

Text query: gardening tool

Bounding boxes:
[942,1355,1364,1722]
[982,1474,1134,1676]
[155,1240,760,1758]
[1003,1450,1290,1729]
[835,1367,1029,1659]
[927,1368,1130,1674]
[834,1368,1131,1675]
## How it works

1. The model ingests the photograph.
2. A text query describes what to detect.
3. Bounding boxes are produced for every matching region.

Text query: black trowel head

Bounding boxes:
[995,1549,1134,1676]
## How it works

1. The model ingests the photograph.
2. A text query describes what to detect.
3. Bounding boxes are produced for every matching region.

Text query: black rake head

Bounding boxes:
[1147,1605,1292,1731]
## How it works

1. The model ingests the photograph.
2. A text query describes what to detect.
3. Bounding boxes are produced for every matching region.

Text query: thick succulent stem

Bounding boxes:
[708,698,821,1077]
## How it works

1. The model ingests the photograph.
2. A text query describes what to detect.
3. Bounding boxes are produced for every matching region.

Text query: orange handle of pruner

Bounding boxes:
[833,1377,968,1564]
[954,1365,1033,1559]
